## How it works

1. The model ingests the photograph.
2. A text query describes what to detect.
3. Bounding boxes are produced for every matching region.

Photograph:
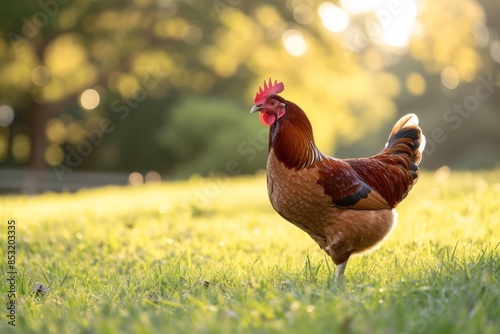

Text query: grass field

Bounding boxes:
[1,169,499,333]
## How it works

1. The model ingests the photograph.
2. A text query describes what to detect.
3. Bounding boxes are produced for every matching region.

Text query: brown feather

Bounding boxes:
[263,96,424,269]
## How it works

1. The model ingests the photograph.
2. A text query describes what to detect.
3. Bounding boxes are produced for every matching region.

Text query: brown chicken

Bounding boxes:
[250,78,425,280]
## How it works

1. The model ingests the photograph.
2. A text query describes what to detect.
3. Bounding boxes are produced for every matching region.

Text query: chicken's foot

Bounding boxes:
[335,260,348,281]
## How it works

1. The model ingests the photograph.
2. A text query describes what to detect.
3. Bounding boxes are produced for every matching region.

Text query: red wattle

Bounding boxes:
[259,112,276,126]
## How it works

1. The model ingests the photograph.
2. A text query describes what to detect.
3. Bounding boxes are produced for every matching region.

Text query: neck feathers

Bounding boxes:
[269,101,321,169]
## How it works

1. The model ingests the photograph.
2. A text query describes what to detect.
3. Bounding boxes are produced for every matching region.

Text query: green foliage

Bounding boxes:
[0,170,499,333]
[0,0,499,174]
[157,95,267,178]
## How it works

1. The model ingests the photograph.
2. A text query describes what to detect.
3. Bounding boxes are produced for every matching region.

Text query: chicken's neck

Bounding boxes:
[269,102,322,170]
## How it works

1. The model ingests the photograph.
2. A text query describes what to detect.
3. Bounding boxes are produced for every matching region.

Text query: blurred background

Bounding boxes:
[0,0,499,193]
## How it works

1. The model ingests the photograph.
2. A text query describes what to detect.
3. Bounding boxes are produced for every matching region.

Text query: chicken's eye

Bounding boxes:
[269,100,276,106]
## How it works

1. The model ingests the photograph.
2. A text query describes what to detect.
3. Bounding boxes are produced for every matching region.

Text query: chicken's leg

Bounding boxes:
[335,260,348,281]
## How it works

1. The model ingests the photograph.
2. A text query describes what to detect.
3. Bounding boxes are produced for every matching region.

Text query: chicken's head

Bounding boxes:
[250,78,286,126]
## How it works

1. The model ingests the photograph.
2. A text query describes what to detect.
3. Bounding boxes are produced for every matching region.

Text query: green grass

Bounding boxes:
[1,170,499,333]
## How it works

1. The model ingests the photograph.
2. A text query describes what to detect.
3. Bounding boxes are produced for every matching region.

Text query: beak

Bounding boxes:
[250,104,262,113]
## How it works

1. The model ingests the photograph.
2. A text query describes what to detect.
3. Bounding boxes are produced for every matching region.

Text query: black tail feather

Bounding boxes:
[385,114,425,166]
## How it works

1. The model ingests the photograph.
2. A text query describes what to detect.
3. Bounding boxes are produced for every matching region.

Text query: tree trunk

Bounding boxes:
[22,101,52,193]
[24,96,74,193]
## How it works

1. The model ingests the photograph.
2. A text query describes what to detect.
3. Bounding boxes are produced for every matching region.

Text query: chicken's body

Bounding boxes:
[267,149,396,267]
[251,79,425,280]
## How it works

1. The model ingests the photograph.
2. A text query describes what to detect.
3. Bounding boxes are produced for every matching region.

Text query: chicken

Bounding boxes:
[250,78,425,280]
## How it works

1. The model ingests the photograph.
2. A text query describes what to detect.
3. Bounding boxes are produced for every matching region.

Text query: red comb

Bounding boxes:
[254,78,285,105]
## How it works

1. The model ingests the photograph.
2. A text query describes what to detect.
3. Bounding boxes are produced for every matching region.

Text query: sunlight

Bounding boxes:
[318,2,350,33]
[373,0,418,48]
[282,30,308,57]
[340,0,418,49]
[341,0,376,14]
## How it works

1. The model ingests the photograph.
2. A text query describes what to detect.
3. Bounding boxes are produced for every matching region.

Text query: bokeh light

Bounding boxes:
[182,25,203,44]
[340,0,374,14]
[45,119,67,144]
[80,89,101,110]
[145,171,162,183]
[129,172,144,186]
[0,105,14,127]
[45,35,86,78]
[319,3,350,33]
[58,7,77,30]
[282,30,307,57]
[441,66,460,89]
[44,144,64,166]
[374,0,418,48]
[116,74,140,98]
[66,122,85,144]
[0,0,498,175]
[406,72,426,96]
[293,5,315,25]
[12,134,31,163]
[490,40,500,63]
[31,65,50,86]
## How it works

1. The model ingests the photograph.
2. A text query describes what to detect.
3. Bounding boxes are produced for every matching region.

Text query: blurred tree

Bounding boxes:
[335,0,500,168]
[0,0,498,188]
[157,95,265,178]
